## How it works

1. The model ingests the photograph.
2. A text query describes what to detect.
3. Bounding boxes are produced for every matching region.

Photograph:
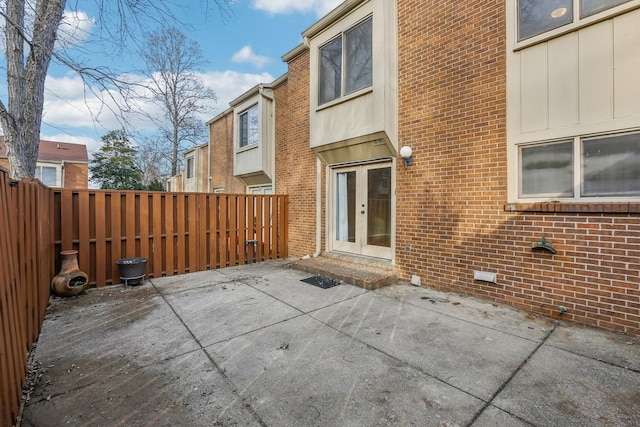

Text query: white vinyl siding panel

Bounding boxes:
[314,92,375,149]
[578,21,614,124]
[520,43,548,133]
[614,11,640,118]
[512,8,640,142]
[548,33,579,129]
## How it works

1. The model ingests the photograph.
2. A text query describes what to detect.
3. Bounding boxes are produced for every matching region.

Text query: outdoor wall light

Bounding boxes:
[400,145,413,167]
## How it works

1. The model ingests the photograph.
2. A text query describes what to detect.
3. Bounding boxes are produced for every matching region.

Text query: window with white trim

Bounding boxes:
[36,164,60,187]
[518,0,632,40]
[318,16,372,105]
[248,185,273,195]
[519,131,640,199]
[239,104,259,148]
[186,156,194,179]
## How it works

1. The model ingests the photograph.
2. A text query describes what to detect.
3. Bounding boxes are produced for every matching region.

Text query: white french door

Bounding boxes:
[332,162,393,259]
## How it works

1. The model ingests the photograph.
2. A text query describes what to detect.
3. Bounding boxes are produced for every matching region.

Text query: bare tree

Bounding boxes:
[139,26,216,176]
[135,135,171,189]
[0,0,229,180]
[0,0,65,180]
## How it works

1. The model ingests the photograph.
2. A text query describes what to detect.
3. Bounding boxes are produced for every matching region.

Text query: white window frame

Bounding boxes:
[36,162,61,187]
[185,155,195,180]
[317,15,373,107]
[238,104,259,150]
[506,1,640,202]
[517,130,640,201]
[247,185,273,195]
[515,0,640,48]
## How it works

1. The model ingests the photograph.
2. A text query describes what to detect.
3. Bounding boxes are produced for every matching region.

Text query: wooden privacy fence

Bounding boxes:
[53,190,289,287]
[1,180,288,426]
[0,173,54,427]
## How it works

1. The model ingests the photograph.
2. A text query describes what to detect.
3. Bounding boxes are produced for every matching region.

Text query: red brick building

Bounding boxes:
[0,137,89,189]
[199,0,640,334]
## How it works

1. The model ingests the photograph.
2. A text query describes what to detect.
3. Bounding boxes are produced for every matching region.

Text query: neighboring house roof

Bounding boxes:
[0,136,88,163]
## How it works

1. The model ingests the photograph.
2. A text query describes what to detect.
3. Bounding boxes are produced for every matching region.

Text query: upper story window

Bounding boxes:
[36,164,59,187]
[519,131,640,199]
[239,104,259,148]
[319,16,372,105]
[230,85,276,185]
[185,156,194,179]
[518,0,631,40]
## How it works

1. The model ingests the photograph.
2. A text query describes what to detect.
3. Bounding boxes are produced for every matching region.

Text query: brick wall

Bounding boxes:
[209,111,246,194]
[274,78,288,195]
[0,158,88,188]
[279,50,319,257]
[395,0,639,334]
[63,163,88,189]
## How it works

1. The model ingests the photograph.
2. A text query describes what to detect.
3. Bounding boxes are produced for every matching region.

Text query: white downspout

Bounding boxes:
[314,157,322,257]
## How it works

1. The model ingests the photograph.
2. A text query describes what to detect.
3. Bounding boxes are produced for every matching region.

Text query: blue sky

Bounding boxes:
[37,0,343,155]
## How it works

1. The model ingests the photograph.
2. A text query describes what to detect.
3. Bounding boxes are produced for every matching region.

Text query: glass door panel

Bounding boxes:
[366,167,391,248]
[332,163,393,260]
[335,170,357,244]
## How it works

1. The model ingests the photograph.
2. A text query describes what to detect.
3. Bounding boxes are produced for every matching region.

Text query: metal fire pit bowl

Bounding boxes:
[116,257,148,288]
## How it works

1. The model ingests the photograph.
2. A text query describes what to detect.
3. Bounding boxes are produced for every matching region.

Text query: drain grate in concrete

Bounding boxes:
[301,275,341,289]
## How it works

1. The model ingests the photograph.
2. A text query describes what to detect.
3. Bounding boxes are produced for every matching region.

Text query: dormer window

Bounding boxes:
[239,104,259,148]
[318,16,372,105]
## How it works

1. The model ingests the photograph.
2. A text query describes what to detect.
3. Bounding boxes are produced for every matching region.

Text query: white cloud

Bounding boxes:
[251,0,343,17]
[0,5,95,52]
[231,45,270,69]
[201,70,274,113]
[43,74,127,130]
[56,10,95,49]
[42,69,275,141]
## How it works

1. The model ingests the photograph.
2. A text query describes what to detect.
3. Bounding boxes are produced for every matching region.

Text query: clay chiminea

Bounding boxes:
[51,250,89,297]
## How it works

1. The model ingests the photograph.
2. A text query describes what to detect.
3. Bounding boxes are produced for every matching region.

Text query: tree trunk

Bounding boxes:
[0,0,66,179]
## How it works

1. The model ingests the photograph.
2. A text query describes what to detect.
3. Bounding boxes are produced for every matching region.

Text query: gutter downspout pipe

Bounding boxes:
[314,157,322,257]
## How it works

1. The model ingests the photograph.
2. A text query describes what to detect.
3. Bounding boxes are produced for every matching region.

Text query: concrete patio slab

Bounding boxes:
[151,269,234,295]
[237,266,369,313]
[492,345,640,427]
[27,285,200,396]
[546,323,639,370]
[471,405,530,427]
[21,350,260,427]
[19,261,640,426]
[162,279,303,347]
[206,314,484,426]
[377,284,554,341]
[310,290,544,401]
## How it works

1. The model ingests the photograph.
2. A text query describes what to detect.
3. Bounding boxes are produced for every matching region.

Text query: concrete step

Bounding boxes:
[291,252,397,290]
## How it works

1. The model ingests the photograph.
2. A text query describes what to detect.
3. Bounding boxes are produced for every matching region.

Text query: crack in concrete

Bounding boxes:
[149,279,269,427]
[466,321,559,426]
